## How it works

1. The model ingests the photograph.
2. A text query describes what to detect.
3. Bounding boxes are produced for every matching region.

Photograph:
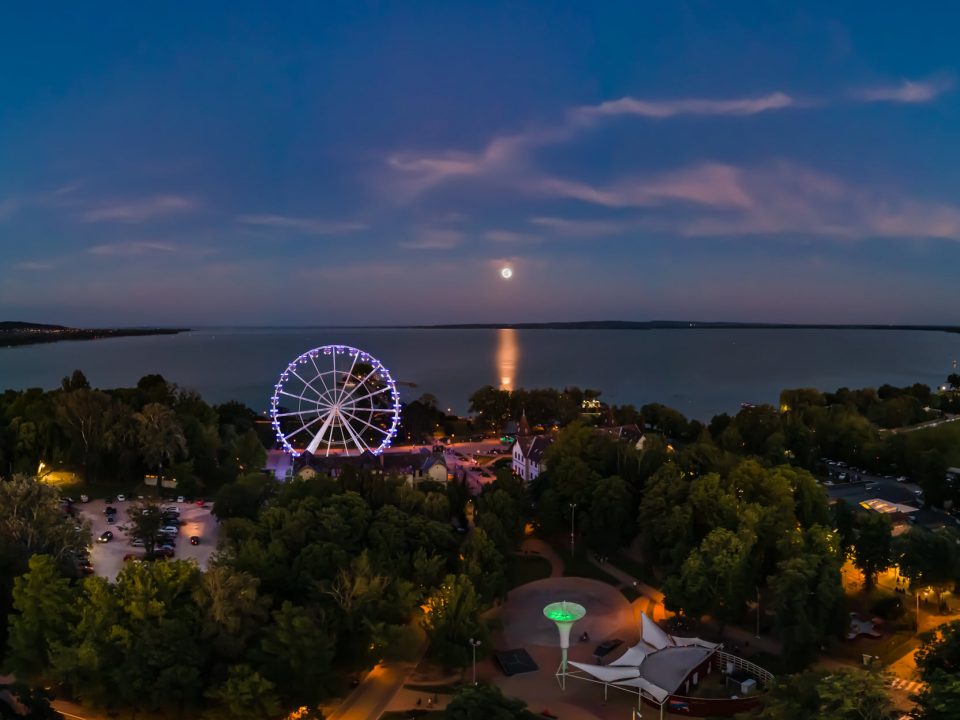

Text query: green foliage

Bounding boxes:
[444,684,535,720]
[422,575,486,668]
[914,621,960,719]
[740,669,893,720]
[852,512,892,590]
[7,554,77,680]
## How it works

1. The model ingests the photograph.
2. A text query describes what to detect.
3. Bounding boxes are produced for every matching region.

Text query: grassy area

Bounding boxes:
[508,553,552,588]
[381,712,437,719]
[548,539,620,585]
[608,551,660,587]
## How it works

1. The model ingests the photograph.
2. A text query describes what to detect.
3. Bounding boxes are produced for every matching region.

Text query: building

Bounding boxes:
[296,449,448,486]
[513,435,555,483]
[597,423,646,451]
[565,612,771,717]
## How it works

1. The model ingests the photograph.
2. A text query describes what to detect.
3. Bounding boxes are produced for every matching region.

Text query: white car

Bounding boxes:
[160,525,179,535]
[117,494,126,502]
[176,495,185,503]
[162,506,180,515]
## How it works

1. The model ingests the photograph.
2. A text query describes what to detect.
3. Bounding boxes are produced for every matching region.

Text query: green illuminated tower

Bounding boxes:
[543,600,587,689]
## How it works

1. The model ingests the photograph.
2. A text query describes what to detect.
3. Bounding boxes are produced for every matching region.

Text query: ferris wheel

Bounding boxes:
[269,345,401,457]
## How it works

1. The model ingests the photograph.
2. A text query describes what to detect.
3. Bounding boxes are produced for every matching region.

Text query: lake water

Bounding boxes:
[1,327,958,420]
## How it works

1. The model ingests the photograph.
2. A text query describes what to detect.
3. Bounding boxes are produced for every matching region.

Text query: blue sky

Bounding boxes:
[1,2,959,325]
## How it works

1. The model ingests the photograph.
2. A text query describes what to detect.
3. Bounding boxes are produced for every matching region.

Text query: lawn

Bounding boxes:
[608,552,660,587]
[547,539,621,585]
[508,554,552,588]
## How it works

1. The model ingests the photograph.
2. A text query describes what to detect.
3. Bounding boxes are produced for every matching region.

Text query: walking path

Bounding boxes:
[519,537,564,577]
[326,623,428,720]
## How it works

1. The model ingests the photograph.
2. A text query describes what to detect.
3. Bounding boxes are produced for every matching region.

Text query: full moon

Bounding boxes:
[500,267,513,280]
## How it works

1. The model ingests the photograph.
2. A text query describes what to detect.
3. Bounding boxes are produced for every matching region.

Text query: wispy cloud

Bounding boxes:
[399,228,465,250]
[532,163,754,209]
[87,241,179,257]
[572,92,797,121]
[0,197,22,220]
[484,230,540,244]
[855,77,952,104]
[14,261,54,271]
[528,216,629,237]
[83,195,197,223]
[384,78,950,202]
[237,214,367,235]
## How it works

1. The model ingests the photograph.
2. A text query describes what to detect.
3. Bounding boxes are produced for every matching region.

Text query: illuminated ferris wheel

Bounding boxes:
[269,345,401,456]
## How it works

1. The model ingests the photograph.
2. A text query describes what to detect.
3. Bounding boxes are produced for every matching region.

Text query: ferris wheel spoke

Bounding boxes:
[340,407,392,438]
[340,415,374,455]
[338,365,383,403]
[347,385,393,405]
[305,410,337,454]
[278,390,322,405]
[337,350,361,405]
[274,409,324,418]
[308,353,333,396]
[282,412,327,443]
[290,368,327,403]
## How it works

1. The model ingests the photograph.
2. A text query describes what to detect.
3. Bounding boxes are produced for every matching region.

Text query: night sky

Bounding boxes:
[2,3,959,326]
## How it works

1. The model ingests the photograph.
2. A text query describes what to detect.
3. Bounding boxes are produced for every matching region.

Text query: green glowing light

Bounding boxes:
[543,601,586,624]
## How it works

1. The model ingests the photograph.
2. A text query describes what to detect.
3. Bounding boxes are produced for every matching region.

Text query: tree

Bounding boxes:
[122,500,166,557]
[134,402,187,473]
[584,475,634,555]
[204,665,281,720]
[422,574,486,668]
[260,602,335,704]
[6,554,77,680]
[459,528,507,603]
[56,388,116,481]
[445,684,535,720]
[851,512,892,590]
[663,527,755,625]
[742,669,893,720]
[894,529,958,606]
[913,621,960,720]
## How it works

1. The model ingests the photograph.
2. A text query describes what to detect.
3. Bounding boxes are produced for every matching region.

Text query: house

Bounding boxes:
[513,435,555,483]
[597,423,646,451]
[296,449,449,486]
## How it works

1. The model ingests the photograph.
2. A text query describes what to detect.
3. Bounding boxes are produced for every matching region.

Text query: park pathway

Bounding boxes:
[520,536,564,577]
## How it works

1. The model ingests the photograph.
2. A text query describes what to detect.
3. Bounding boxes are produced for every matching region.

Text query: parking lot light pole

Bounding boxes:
[469,638,482,685]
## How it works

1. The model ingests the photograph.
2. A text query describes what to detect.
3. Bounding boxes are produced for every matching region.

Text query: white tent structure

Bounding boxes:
[562,612,721,717]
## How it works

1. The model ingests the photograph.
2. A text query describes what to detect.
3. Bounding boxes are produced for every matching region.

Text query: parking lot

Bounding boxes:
[77,498,219,581]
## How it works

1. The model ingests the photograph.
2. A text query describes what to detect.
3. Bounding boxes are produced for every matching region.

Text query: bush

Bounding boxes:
[870,595,904,621]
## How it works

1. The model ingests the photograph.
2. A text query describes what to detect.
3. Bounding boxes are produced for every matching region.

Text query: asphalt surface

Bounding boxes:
[76,498,219,581]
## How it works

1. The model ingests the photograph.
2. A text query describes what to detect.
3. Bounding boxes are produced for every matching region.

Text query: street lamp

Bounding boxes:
[569,503,578,556]
[468,638,482,685]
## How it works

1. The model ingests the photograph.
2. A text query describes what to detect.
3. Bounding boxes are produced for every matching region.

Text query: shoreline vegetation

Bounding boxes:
[0,322,188,348]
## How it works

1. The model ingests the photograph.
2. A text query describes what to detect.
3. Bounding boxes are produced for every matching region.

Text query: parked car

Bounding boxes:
[117,494,126,502]
[97,531,114,543]
[189,535,201,546]
[79,561,94,575]
[104,506,117,515]
[79,494,90,503]
[176,495,185,503]
[130,538,145,547]
[160,525,179,535]
[154,547,176,558]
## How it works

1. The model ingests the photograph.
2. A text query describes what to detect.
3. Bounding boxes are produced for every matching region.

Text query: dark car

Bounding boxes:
[593,638,624,661]
[189,535,201,546]
[105,506,117,515]
[97,531,114,543]
[79,561,94,574]
[154,547,176,558]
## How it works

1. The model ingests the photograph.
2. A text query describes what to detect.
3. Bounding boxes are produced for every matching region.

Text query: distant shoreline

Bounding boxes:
[0,322,189,348]
[375,321,960,333]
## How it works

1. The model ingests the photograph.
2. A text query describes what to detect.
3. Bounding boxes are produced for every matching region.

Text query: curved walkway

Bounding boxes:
[520,537,564,577]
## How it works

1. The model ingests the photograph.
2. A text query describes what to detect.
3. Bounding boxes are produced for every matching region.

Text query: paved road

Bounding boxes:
[326,625,427,720]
